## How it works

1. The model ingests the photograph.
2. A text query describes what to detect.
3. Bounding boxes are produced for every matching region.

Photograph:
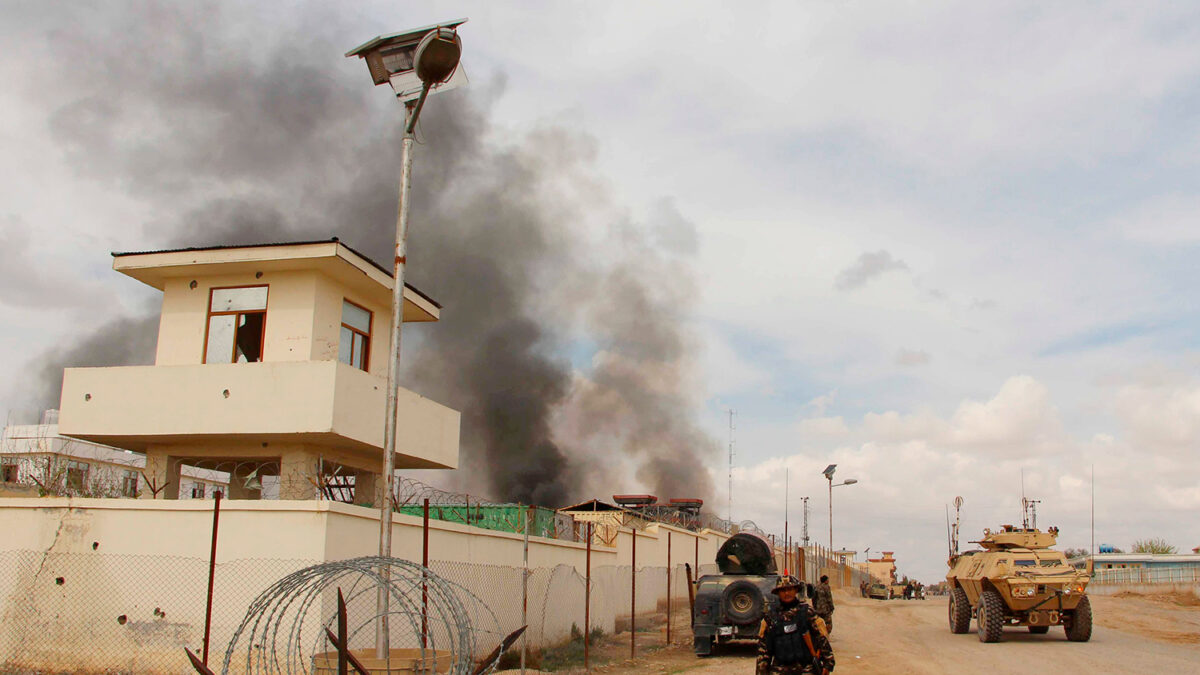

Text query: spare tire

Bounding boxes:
[722,579,765,625]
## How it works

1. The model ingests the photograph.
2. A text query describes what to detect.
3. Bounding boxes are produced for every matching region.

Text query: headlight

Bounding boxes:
[1012,586,1036,597]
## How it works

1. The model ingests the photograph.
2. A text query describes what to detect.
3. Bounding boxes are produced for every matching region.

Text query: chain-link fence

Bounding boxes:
[1092,566,1200,586]
[0,540,872,675]
[0,552,699,675]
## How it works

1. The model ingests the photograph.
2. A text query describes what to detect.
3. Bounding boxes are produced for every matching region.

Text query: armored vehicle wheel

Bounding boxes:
[948,587,971,634]
[693,635,714,656]
[722,579,765,625]
[1028,625,1050,634]
[976,589,1005,643]
[1065,595,1092,642]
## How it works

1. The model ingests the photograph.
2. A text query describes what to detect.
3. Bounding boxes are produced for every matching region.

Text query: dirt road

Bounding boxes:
[580,590,1200,674]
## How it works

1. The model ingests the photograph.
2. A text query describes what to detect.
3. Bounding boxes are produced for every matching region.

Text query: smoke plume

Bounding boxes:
[16,1,716,506]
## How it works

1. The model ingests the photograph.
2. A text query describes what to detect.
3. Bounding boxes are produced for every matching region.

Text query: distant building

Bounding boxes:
[866,551,899,584]
[1083,552,1200,584]
[2,410,226,498]
[56,240,461,503]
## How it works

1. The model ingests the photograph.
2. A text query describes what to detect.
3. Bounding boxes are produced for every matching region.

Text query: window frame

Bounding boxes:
[191,481,206,499]
[120,469,139,498]
[202,284,269,364]
[65,459,89,492]
[1,462,18,483]
[339,298,373,372]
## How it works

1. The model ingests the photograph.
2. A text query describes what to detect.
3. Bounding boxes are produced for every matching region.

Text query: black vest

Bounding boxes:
[769,604,813,666]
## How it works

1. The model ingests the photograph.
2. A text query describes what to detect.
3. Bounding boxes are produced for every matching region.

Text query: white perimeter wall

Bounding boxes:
[0,498,728,673]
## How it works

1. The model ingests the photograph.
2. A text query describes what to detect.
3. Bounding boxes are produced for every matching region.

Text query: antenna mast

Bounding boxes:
[951,496,963,557]
[727,409,735,525]
[801,496,810,546]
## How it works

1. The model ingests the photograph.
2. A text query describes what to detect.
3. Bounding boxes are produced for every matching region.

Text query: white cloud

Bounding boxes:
[729,376,1200,581]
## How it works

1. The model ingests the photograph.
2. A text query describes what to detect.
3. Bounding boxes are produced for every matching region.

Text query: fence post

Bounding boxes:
[422,497,429,649]
[202,490,221,666]
[585,522,592,672]
[666,530,672,645]
[521,504,529,675]
[631,528,637,659]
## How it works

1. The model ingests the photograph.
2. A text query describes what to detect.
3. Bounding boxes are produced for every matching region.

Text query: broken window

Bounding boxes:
[65,460,89,492]
[338,299,372,371]
[191,482,206,499]
[120,470,138,498]
[2,463,17,483]
[204,286,268,363]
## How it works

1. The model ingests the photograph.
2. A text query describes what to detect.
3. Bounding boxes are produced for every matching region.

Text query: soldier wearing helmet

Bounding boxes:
[756,576,835,674]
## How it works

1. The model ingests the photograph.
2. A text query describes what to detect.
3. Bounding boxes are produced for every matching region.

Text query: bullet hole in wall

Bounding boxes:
[55,577,64,585]
[190,280,198,289]
[84,394,91,401]
[92,542,99,550]
[222,389,230,399]
[117,615,127,625]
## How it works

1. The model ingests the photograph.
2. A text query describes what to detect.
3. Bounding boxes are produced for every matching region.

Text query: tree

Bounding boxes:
[1132,538,1176,554]
[1061,547,1090,559]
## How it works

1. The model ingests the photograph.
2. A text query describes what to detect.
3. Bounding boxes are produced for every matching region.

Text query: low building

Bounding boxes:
[2,411,226,499]
[1086,553,1200,585]
[866,551,899,585]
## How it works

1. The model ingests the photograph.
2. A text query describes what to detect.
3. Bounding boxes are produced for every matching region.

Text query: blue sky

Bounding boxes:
[3,1,1200,580]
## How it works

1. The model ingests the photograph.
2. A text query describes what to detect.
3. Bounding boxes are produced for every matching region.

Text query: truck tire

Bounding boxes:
[1028,625,1050,634]
[1065,595,1092,642]
[722,579,765,625]
[976,589,1004,643]
[949,587,971,634]
[693,635,714,656]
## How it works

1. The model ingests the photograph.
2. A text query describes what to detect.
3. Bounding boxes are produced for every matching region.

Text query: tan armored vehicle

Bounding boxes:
[946,525,1092,643]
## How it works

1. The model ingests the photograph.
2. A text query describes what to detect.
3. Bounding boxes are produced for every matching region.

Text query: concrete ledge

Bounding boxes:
[59,361,459,469]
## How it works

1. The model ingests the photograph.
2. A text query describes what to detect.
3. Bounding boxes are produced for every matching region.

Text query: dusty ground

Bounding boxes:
[524,589,1200,674]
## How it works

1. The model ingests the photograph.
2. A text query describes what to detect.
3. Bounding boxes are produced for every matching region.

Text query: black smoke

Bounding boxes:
[15,1,716,506]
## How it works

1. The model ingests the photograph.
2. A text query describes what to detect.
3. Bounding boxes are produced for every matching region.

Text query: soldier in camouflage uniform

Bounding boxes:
[757,576,835,675]
[813,575,835,634]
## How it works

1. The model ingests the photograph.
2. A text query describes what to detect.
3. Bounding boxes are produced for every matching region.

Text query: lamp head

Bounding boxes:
[843,478,858,485]
[346,19,468,100]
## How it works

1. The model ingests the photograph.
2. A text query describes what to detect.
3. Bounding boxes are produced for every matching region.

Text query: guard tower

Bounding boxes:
[57,240,460,502]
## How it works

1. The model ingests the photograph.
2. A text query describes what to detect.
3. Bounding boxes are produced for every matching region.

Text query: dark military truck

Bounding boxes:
[692,532,782,656]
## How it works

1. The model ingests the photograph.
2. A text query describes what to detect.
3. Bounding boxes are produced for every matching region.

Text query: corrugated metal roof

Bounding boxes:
[111,238,442,309]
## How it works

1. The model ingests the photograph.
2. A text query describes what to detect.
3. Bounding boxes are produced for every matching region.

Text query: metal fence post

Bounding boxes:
[521,504,529,675]
[630,528,637,659]
[666,530,672,645]
[422,497,429,649]
[202,490,221,666]
[585,522,593,672]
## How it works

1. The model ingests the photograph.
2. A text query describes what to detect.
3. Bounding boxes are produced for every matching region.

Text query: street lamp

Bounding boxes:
[822,464,857,551]
[346,18,466,659]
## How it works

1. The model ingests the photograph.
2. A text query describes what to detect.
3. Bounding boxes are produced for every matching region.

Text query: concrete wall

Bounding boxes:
[0,498,724,575]
[0,498,729,673]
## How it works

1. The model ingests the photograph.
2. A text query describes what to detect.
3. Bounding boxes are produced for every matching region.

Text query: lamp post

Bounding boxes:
[822,464,857,552]
[346,19,466,659]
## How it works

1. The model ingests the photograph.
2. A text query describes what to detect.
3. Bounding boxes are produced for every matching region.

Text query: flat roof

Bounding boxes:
[112,239,441,321]
[345,19,468,58]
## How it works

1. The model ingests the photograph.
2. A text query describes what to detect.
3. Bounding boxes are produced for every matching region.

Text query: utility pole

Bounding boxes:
[1090,463,1095,558]
[727,409,735,526]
